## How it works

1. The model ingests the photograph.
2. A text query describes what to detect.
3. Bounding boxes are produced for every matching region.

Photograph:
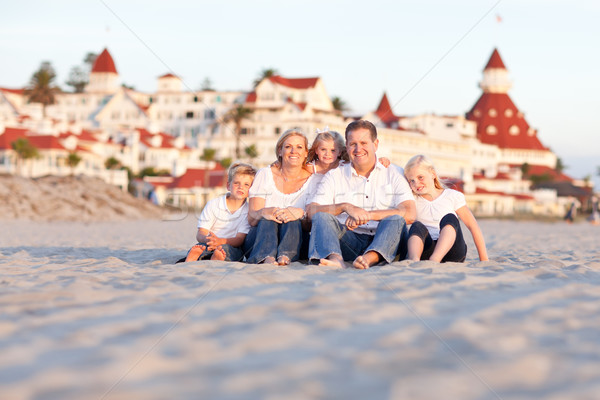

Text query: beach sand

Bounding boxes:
[1,215,600,400]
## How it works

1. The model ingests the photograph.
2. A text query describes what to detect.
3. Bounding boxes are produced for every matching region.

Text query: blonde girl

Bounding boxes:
[404,155,488,262]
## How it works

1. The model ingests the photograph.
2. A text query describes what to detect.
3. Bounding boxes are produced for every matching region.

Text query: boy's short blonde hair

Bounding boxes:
[228,162,257,183]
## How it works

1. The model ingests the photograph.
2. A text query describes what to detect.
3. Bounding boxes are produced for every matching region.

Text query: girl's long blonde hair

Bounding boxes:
[404,154,445,190]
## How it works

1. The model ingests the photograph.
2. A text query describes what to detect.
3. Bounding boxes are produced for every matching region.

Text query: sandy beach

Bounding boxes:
[1,214,600,400]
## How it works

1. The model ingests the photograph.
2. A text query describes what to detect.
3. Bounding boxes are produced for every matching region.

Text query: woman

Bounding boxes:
[244,129,314,265]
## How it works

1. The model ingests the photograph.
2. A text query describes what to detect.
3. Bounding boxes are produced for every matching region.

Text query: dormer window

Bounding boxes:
[509,125,520,135]
[488,108,497,117]
[486,125,498,135]
[473,109,481,117]
[504,109,513,117]
[528,128,536,136]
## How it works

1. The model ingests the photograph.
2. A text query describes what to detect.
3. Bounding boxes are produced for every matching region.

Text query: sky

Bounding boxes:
[1,0,599,186]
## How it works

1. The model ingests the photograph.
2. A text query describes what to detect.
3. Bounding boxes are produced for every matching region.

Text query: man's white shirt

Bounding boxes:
[310,161,413,235]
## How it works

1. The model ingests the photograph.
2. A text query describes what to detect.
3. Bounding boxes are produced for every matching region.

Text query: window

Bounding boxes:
[509,125,520,135]
[204,109,215,119]
[473,109,481,117]
[504,109,514,117]
[486,125,498,135]
[186,111,194,119]
[241,128,248,135]
[193,96,198,103]
[488,108,497,117]
[274,127,281,135]
[446,122,454,128]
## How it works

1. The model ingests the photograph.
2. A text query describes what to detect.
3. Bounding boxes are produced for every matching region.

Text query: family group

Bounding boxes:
[181,120,488,268]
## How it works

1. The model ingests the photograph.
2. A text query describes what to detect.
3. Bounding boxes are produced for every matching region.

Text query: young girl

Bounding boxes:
[404,155,488,262]
[306,128,348,178]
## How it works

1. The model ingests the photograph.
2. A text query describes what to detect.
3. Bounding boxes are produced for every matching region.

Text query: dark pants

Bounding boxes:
[408,214,467,262]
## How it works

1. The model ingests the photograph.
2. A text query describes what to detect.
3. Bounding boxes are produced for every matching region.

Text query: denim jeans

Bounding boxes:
[244,218,303,263]
[185,242,244,262]
[308,212,405,264]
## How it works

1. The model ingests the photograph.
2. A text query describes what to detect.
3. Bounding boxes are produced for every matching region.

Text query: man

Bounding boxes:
[307,120,416,269]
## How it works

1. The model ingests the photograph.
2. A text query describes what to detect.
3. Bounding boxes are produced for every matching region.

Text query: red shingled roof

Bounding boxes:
[526,165,573,182]
[374,92,399,127]
[466,92,547,150]
[159,73,178,79]
[91,48,118,74]
[168,166,227,189]
[268,76,319,89]
[484,48,506,70]
[0,87,25,95]
[246,91,257,103]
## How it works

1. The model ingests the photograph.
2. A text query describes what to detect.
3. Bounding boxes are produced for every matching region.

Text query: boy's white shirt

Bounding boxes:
[413,188,466,240]
[197,194,251,238]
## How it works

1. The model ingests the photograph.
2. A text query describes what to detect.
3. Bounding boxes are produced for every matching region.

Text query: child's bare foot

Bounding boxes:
[277,255,291,266]
[185,245,206,262]
[262,256,278,265]
[210,246,227,261]
[319,254,346,268]
[353,251,380,269]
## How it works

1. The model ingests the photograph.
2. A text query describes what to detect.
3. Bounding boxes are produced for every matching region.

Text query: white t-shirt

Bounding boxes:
[197,194,251,238]
[249,166,315,209]
[311,161,414,235]
[414,188,466,240]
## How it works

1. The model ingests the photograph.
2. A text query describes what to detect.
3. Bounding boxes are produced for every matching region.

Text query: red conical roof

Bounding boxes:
[374,92,399,127]
[466,92,547,150]
[91,48,118,74]
[484,48,506,70]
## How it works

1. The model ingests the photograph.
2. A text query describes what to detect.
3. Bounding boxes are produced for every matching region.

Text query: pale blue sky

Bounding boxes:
[1,1,599,185]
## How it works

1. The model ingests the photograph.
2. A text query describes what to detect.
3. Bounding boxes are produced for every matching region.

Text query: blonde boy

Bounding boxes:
[184,163,256,262]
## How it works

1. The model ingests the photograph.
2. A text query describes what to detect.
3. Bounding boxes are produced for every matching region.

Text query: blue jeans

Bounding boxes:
[244,218,303,263]
[308,212,405,264]
[185,242,244,262]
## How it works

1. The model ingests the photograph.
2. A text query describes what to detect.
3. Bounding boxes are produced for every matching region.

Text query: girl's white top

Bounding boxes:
[415,188,466,240]
[249,166,316,209]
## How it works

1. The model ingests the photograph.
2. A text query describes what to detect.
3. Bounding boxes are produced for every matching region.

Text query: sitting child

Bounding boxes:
[404,155,488,262]
[183,162,257,262]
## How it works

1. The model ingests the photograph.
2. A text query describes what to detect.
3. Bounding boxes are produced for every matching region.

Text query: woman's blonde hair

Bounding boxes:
[307,130,348,163]
[404,154,445,190]
[275,128,308,163]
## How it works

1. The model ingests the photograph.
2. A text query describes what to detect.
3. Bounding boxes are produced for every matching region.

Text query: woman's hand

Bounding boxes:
[274,207,304,223]
[262,207,282,223]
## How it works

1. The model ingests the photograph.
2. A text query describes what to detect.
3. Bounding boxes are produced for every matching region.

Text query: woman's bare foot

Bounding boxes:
[262,256,278,265]
[185,244,206,262]
[210,246,227,261]
[319,254,346,268]
[277,255,291,266]
[353,251,380,269]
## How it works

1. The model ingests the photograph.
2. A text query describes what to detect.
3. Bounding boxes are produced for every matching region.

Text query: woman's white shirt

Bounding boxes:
[249,167,315,209]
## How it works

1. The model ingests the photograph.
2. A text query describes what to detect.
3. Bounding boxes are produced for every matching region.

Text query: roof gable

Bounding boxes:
[92,48,118,74]
[268,76,319,89]
[484,48,506,70]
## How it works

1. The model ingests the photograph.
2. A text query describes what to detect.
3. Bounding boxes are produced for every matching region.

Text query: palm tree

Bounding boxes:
[555,157,566,174]
[331,96,349,113]
[66,152,82,175]
[11,138,39,176]
[26,61,61,117]
[222,105,254,159]
[253,68,278,87]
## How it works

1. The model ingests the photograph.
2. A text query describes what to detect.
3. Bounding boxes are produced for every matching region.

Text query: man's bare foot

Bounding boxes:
[353,251,380,269]
[277,255,291,266]
[185,244,206,262]
[210,246,227,261]
[318,254,346,268]
[262,256,278,265]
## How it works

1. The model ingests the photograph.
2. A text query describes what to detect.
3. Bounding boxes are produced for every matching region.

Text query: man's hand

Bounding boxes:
[344,204,370,226]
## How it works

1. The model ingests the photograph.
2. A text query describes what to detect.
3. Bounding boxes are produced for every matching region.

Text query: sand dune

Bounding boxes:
[1,217,600,399]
